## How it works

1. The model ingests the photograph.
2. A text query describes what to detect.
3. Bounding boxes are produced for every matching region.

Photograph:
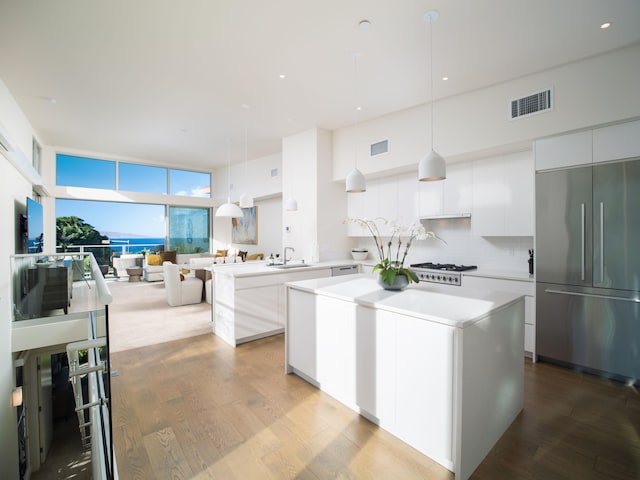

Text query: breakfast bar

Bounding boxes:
[285,274,525,480]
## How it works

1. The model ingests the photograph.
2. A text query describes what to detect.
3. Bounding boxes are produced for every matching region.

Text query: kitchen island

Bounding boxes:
[210,261,357,347]
[285,274,524,480]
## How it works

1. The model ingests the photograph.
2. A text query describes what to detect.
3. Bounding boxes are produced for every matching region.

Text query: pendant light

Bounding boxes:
[216,140,244,218]
[239,105,254,208]
[418,10,446,182]
[346,51,366,193]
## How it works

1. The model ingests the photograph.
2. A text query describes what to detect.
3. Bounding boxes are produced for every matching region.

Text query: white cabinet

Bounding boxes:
[593,119,640,163]
[462,275,535,356]
[347,173,419,236]
[534,130,592,171]
[395,312,454,463]
[418,162,472,218]
[355,307,396,426]
[472,151,534,236]
[216,267,332,346]
[287,289,317,380]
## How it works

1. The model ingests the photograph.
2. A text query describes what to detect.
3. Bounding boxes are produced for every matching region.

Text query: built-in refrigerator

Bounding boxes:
[536,158,640,383]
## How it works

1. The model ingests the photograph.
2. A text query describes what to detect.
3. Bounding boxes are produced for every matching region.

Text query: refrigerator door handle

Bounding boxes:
[581,203,585,281]
[545,288,640,304]
[600,202,604,283]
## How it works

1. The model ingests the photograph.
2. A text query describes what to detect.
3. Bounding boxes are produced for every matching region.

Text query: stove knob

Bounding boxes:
[454,277,459,283]
[437,275,441,281]
[448,276,453,283]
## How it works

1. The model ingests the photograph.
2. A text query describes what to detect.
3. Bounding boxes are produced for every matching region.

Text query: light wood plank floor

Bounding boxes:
[110,334,640,480]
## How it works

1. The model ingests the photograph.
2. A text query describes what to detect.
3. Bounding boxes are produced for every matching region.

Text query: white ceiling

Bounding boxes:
[1,0,639,171]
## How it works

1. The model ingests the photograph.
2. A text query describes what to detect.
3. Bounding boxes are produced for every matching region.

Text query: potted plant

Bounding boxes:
[346,217,444,290]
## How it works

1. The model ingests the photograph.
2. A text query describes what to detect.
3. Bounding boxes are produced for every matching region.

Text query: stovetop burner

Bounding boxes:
[410,262,478,272]
[409,262,477,285]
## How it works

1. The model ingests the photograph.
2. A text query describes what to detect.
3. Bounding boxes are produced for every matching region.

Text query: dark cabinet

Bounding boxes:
[22,266,72,317]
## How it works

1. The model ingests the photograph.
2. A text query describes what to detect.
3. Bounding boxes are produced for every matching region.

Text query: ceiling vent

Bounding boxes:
[510,88,553,120]
[370,139,389,157]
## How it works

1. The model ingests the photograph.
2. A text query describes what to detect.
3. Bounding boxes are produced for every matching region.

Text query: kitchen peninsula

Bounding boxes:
[285,274,525,480]
[210,261,357,347]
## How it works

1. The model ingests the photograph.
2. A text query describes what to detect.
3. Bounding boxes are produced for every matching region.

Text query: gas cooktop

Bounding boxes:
[409,263,477,285]
[410,262,478,272]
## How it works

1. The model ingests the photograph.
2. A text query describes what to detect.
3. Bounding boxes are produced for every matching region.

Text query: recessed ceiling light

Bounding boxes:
[358,19,371,29]
[600,21,611,29]
[442,76,449,81]
[279,74,286,79]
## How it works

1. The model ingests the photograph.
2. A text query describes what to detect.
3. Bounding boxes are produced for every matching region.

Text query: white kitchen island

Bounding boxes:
[285,274,525,480]
[210,261,357,347]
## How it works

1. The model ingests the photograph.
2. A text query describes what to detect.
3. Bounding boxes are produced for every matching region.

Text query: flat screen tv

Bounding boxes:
[26,197,44,254]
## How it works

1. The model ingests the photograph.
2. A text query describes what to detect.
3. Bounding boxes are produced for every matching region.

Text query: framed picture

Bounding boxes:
[232,206,258,244]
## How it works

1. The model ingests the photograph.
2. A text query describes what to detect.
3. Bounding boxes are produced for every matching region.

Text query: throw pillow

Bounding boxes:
[147,254,162,266]
[160,250,177,264]
[215,249,228,258]
[247,253,264,261]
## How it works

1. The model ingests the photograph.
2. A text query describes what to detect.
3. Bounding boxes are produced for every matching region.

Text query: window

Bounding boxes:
[56,154,116,189]
[168,207,210,254]
[169,169,211,198]
[119,162,167,194]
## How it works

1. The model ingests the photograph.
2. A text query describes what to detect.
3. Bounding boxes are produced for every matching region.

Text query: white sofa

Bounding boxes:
[163,262,203,306]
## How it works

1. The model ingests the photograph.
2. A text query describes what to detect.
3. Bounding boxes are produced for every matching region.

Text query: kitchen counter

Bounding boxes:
[286,274,524,480]
[463,268,533,283]
[210,260,358,347]
[208,259,358,278]
[288,274,523,328]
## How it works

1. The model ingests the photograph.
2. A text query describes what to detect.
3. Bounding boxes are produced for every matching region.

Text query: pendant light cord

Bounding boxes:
[429,16,434,152]
[226,139,232,203]
[352,52,360,170]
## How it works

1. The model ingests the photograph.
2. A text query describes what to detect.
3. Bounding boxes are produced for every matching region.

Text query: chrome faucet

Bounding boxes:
[284,247,295,265]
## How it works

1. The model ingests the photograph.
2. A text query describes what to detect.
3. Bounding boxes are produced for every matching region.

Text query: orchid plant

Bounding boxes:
[346,217,444,286]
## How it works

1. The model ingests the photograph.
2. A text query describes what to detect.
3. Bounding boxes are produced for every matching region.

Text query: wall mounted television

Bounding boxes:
[26,197,44,253]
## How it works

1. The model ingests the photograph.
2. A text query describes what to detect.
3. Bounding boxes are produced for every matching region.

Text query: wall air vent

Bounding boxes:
[510,88,553,120]
[370,139,389,157]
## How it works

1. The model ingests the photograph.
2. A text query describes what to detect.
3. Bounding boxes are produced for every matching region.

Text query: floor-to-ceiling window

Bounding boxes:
[55,153,212,255]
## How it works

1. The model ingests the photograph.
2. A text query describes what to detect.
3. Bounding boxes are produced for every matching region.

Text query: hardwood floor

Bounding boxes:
[110,334,640,479]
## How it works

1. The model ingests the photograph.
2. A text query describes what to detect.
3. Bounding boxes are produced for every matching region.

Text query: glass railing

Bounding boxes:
[10,252,113,322]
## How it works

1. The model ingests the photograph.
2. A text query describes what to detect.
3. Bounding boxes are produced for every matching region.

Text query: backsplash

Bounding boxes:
[351,218,533,273]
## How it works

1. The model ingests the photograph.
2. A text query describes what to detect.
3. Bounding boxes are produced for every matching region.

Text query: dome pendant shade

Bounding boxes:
[346,168,366,192]
[239,192,254,208]
[418,149,446,182]
[216,202,244,218]
[285,197,298,211]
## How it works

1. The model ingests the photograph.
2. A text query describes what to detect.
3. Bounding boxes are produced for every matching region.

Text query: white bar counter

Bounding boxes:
[209,260,356,346]
[285,274,525,480]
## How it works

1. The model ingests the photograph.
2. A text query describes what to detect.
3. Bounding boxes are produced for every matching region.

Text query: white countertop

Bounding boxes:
[287,274,523,329]
[208,259,358,278]
[463,268,533,283]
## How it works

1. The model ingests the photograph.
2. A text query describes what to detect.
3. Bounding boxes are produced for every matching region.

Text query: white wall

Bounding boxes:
[333,44,640,180]
[282,128,349,263]
[0,79,36,480]
[212,195,283,258]
[213,152,282,204]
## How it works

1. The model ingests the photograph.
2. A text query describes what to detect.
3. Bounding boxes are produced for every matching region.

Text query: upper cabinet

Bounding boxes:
[472,151,534,237]
[535,119,640,172]
[418,162,472,218]
[347,173,418,237]
[534,130,592,171]
[593,119,640,163]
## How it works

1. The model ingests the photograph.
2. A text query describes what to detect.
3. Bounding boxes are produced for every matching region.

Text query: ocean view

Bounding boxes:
[108,237,164,254]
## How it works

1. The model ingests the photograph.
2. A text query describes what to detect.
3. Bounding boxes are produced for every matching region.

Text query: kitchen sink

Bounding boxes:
[267,263,310,269]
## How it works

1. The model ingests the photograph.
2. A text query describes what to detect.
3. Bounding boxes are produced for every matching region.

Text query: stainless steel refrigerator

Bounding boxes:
[536,158,640,383]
